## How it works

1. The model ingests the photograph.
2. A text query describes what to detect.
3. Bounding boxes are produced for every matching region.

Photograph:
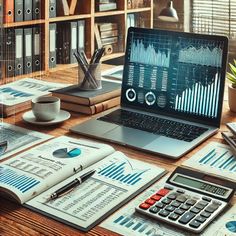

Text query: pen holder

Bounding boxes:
[78,62,102,90]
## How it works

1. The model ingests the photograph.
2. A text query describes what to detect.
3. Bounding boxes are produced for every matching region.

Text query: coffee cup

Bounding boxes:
[31,96,60,121]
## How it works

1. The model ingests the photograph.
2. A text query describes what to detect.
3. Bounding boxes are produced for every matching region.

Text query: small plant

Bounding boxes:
[227,59,236,88]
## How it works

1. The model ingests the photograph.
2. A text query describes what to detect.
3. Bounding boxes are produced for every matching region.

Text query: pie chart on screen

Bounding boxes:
[225,221,236,233]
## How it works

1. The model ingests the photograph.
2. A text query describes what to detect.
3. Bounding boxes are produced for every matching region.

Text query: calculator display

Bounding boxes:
[172,174,229,197]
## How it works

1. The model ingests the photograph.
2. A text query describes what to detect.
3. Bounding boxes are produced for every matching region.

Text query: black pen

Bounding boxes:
[48,170,96,201]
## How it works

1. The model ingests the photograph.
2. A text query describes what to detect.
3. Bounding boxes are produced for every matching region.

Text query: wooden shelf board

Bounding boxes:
[49,14,91,23]
[95,10,125,17]
[101,52,125,62]
[127,7,152,13]
[4,20,45,28]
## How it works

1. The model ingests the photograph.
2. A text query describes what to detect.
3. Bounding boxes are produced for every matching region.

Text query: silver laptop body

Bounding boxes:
[70,27,228,159]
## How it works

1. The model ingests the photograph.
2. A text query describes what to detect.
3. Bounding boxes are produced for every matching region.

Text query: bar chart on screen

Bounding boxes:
[182,142,236,182]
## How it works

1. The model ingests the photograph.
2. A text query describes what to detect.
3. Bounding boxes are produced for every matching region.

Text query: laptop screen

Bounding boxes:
[121,27,228,127]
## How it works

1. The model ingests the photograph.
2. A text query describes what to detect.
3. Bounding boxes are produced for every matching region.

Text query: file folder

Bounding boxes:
[49,0,56,18]
[70,21,77,64]
[24,0,33,21]
[4,0,14,23]
[15,28,23,76]
[4,28,15,78]
[24,28,33,74]
[32,0,41,20]
[14,0,23,22]
[77,20,85,51]
[32,26,41,72]
[49,23,56,68]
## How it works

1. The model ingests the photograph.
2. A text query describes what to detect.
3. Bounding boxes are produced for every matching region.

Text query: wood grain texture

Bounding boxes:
[0,67,235,235]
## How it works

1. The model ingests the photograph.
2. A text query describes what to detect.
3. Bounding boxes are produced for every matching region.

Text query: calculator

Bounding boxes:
[135,167,235,233]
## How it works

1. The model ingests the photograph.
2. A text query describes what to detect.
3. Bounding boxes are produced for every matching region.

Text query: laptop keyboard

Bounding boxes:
[98,109,208,142]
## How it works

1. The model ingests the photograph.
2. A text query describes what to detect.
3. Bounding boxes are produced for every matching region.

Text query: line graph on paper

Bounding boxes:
[97,157,150,186]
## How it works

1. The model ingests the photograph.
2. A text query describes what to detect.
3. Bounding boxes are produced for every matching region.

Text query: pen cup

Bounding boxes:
[78,62,102,90]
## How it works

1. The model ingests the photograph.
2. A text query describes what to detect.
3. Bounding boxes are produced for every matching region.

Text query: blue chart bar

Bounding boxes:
[0,167,40,193]
[98,161,147,185]
[198,149,236,172]
[113,215,151,233]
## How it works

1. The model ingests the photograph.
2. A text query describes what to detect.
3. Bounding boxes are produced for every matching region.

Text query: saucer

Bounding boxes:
[22,110,71,126]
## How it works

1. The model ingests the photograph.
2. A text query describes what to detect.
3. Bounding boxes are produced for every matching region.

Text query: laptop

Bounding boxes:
[70,27,228,159]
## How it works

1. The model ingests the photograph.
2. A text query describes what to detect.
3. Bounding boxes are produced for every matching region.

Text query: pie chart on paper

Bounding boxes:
[225,221,236,233]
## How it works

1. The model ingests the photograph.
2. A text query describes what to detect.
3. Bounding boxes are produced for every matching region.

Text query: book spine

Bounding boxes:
[61,96,120,114]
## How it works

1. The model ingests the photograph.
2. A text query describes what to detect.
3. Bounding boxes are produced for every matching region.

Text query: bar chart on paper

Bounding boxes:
[183,142,236,181]
[0,167,40,193]
[97,158,150,186]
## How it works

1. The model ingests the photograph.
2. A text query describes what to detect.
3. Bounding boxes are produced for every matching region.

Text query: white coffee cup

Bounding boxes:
[31,96,60,121]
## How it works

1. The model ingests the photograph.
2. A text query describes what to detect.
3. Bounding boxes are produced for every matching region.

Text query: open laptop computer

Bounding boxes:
[70,27,228,159]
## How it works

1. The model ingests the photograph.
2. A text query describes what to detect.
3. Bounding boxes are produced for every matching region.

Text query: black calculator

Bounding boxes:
[135,167,235,233]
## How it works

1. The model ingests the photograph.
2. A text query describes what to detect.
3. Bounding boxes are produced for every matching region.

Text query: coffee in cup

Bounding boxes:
[31,96,60,121]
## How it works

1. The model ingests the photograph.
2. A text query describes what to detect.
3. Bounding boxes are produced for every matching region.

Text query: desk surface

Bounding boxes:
[0,66,235,236]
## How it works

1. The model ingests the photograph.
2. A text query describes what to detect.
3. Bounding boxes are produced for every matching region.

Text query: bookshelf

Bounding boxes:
[1,0,153,82]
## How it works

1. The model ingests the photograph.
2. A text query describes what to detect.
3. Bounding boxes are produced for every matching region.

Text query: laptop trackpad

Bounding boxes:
[104,126,159,147]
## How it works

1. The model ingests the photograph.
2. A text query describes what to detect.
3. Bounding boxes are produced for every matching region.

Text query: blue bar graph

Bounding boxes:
[98,160,148,185]
[0,167,40,193]
[198,149,236,172]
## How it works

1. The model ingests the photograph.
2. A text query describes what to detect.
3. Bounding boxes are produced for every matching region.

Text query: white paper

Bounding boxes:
[101,175,236,236]
[182,142,236,182]
[0,122,52,160]
[0,78,68,107]
[26,152,166,231]
[0,136,115,203]
[101,176,193,236]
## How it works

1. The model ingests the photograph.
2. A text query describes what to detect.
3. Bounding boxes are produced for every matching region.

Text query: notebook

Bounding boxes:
[70,27,228,159]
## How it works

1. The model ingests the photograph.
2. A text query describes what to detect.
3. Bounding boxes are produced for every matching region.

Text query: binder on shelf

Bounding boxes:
[4,28,15,78]
[68,0,77,15]
[77,20,85,51]
[24,0,33,21]
[57,0,69,16]
[49,23,57,68]
[3,0,14,23]
[32,0,41,20]
[70,21,77,64]
[15,28,23,76]
[32,26,41,72]
[49,0,56,18]
[23,27,33,74]
[14,0,23,22]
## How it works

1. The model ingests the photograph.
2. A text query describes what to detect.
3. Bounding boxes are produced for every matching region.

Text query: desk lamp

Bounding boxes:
[158,1,179,22]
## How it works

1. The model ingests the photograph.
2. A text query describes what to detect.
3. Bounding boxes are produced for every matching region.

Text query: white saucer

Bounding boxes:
[22,110,71,126]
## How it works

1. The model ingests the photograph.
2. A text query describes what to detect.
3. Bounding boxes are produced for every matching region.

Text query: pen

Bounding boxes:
[48,169,96,201]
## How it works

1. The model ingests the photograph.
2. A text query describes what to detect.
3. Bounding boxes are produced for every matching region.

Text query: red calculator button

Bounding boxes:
[151,194,162,201]
[139,203,150,210]
[156,189,170,196]
[145,198,156,205]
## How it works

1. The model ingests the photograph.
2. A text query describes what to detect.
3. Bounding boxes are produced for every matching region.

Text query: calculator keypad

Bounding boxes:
[135,186,227,233]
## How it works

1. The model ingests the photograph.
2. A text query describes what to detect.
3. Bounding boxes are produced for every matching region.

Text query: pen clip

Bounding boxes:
[73,165,83,173]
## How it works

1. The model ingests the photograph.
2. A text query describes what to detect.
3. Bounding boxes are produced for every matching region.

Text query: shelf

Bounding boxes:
[127,7,152,13]
[101,52,125,62]
[49,14,92,23]
[1,0,153,81]
[94,10,125,17]
[3,20,45,28]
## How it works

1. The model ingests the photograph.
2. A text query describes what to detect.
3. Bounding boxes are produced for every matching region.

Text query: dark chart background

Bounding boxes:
[122,30,225,123]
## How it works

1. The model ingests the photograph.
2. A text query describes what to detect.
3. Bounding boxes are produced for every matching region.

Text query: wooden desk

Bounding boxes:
[0,67,235,236]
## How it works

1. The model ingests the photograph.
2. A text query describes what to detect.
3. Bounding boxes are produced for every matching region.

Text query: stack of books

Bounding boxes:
[52,80,121,115]
[95,0,117,12]
[221,122,236,154]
